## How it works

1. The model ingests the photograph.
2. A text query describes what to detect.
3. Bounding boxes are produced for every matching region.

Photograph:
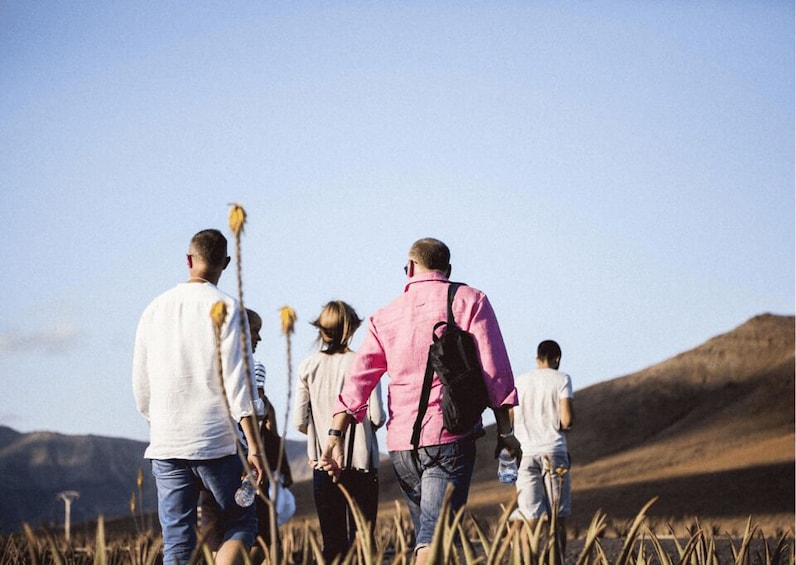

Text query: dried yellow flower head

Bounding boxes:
[228,203,247,236]
[136,467,144,489]
[210,301,228,328]
[280,306,297,335]
[129,492,136,514]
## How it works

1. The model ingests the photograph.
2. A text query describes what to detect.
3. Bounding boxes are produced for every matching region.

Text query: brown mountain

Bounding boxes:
[291,313,795,533]
[3,314,792,536]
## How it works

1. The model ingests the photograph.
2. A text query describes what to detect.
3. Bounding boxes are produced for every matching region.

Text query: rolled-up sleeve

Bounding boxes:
[335,318,387,423]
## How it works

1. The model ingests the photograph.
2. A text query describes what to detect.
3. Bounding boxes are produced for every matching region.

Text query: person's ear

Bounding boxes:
[222,256,231,270]
[186,254,193,268]
[445,264,452,278]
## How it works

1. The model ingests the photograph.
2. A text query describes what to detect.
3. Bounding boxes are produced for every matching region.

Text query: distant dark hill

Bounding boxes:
[0,430,157,534]
[0,427,308,534]
[293,313,795,533]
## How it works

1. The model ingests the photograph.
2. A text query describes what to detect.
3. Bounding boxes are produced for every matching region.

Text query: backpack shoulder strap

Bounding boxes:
[411,282,466,451]
[447,282,465,328]
[411,354,435,451]
[345,420,356,470]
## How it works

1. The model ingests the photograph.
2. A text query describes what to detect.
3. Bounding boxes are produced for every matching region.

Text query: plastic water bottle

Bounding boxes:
[234,473,257,507]
[497,448,518,484]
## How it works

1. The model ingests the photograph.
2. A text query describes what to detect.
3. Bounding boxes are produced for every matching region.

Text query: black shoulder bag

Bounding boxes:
[411,283,489,450]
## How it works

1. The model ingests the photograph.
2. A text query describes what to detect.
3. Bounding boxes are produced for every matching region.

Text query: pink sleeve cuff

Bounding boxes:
[333,395,369,423]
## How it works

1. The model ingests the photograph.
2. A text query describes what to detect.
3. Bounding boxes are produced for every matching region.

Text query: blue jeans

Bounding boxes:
[151,456,256,565]
[389,438,476,548]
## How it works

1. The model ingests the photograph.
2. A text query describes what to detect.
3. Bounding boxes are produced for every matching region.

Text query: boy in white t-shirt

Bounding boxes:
[510,340,575,557]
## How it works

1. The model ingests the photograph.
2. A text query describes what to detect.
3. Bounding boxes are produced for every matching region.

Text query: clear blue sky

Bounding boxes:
[1,2,793,446]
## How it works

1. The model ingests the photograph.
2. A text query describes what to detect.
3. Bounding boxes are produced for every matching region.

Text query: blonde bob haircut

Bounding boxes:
[311,300,363,354]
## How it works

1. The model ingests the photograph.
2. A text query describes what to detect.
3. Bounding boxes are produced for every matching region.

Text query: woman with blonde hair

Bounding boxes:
[294,300,385,563]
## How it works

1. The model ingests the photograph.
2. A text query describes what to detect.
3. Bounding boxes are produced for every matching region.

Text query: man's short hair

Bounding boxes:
[537,340,562,364]
[189,229,228,268]
[409,238,450,271]
[246,308,262,330]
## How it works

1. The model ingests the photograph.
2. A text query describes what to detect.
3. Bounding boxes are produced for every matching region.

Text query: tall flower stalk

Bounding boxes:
[279,305,297,442]
[227,203,267,469]
[257,305,298,565]
[136,466,146,531]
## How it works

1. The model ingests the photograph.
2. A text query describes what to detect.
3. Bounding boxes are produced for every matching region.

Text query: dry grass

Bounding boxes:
[3,496,794,565]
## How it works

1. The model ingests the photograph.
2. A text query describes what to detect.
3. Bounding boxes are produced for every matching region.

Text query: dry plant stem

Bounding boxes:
[489,491,519,560]
[733,517,757,565]
[94,517,106,565]
[614,496,658,565]
[232,215,267,473]
[227,204,268,480]
[645,525,674,565]
[136,467,146,532]
[277,327,293,480]
[260,305,297,565]
[457,522,478,564]
[212,316,246,472]
[228,204,276,564]
[573,512,607,565]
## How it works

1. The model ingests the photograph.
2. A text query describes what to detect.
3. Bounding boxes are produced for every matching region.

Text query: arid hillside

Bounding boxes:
[294,313,795,533]
[2,313,791,537]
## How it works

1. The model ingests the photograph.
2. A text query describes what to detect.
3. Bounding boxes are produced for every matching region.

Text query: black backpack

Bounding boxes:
[411,283,489,449]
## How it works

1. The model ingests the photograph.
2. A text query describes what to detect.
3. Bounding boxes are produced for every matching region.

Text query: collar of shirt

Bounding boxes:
[403,270,449,292]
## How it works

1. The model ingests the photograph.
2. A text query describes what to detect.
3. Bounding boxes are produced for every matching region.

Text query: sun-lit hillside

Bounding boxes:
[293,313,795,534]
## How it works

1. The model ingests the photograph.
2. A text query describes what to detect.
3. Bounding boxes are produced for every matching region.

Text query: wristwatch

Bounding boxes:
[328,428,343,437]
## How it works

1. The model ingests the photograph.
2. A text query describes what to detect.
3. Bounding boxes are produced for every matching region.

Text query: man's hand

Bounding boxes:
[495,432,523,465]
[247,451,264,486]
[240,414,264,485]
[319,435,345,483]
[492,405,521,462]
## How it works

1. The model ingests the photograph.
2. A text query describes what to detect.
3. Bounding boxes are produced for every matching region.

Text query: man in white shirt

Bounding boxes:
[133,228,263,565]
[510,340,574,559]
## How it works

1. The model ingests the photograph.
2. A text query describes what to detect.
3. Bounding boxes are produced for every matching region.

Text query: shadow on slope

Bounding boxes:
[572,461,795,530]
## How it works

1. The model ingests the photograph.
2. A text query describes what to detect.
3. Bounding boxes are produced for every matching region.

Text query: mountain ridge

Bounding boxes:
[0,426,309,534]
[1,313,793,534]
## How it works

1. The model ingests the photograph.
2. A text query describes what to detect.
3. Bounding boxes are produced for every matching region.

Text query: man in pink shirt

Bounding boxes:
[321,237,520,564]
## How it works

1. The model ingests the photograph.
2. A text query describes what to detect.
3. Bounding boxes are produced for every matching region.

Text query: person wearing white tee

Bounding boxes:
[510,339,574,559]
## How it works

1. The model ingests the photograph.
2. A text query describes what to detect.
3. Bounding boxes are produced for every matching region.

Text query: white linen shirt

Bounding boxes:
[132,282,256,460]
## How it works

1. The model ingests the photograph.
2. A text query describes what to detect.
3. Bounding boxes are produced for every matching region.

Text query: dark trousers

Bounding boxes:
[313,468,378,563]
